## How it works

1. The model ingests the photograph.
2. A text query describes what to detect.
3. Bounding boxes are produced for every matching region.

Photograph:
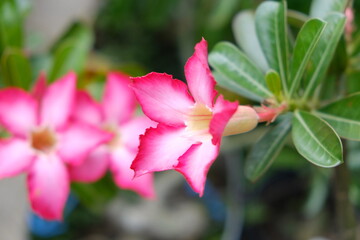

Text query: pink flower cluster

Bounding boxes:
[0,39,263,221]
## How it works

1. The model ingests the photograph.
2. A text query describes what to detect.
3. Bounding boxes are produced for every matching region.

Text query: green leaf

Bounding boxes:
[315,93,360,140]
[209,42,272,102]
[48,23,93,82]
[301,13,346,100]
[288,18,326,97]
[292,110,343,167]
[310,0,347,18]
[245,114,292,182]
[232,10,269,72]
[265,69,282,97]
[0,48,31,89]
[255,1,289,94]
[208,0,239,30]
[0,0,23,55]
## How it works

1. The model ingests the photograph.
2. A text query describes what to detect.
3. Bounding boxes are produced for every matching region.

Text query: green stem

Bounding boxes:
[334,140,357,240]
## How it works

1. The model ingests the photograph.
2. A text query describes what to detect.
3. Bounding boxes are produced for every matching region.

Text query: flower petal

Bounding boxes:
[131,72,194,126]
[185,38,217,107]
[0,88,37,137]
[57,122,113,166]
[27,153,69,220]
[69,147,109,182]
[223,106,258,136]
[131,124,195,176]
[32,72,47,100]
[175,140,219,196]
[0,138,35,178]
[40,72,76,129]
[209,95,238,145]
[71,90,103,125]
[120,116,156,151]
[110,148,155,198]
[103,72,136,124]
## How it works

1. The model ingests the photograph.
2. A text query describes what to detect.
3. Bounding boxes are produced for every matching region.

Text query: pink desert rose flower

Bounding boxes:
[0,72,112,220]
[69,72,156,198]
[130,38,258,196]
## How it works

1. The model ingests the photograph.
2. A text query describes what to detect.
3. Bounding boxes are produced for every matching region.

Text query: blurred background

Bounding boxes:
[1,0,360,239]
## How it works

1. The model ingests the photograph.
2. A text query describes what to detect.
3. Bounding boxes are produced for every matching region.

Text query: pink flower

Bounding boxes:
[69,72,156,198]
[0,73,112,220]
[130,39,258,196]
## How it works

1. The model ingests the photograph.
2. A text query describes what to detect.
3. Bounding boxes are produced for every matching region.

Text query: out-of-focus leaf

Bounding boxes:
[14,0,30,16]
[71,174,118,213]
[303,169,330,218]
[347,71,360,94]
[0,48,31,89]
[310,0,347,18]
[0,0,23,55]
[292,110,343,167]
[265,69,282,98]
[316,93,360,140]
[232,10,269,72]
[48,23,93,82]
[208,0,239,30]
[209,42,272,102]
[302,13,346,100]
[245,114,292,182]
[289,18,326,97]
[255,1,289,94]
[287,9,309,28]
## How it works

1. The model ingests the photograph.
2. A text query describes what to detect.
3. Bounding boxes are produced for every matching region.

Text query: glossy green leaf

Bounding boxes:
[232,10,269,72]
[48,23,93,82]
[0,48,31,89]
[316,93,360,140]
[292,110,343,167]
[0,0,23,55]
[310,0,347,18]
[302,13,346,100]
[255,1,289,94]
[209,42,272,102]
[265,69,281,97]
[288,18,326,97]
[245,114,292,182]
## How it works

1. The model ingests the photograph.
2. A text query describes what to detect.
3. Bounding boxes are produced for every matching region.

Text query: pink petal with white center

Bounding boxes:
[209,95,238,145]
[40,72,76,129]
[71,90,103,125]
[69,147,109,182]
[32,72,47,100]
[0,88,38,137]
[175,140,220,196]
[120,116,156,151]
[57,122,113,166]
[0,138,35,178]
[184,38,217,107]
[103,72,136,124]
[27,153,69,220]
[131,72,194,126]
[110,147,155,198]
[131,124,195,176]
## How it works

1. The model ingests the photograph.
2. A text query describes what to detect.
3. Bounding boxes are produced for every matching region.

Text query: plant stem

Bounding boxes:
[334,140,357,240]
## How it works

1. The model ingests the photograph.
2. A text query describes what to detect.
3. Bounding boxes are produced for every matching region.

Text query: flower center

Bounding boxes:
[30,127,57,153]
[103,124,121,149]
[185,103,213,136]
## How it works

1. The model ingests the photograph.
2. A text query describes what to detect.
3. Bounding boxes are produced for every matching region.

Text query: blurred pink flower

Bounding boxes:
[131,39,258,196]
[69,72,156,198]
[345,7,355,40]
[0,73,112,220]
